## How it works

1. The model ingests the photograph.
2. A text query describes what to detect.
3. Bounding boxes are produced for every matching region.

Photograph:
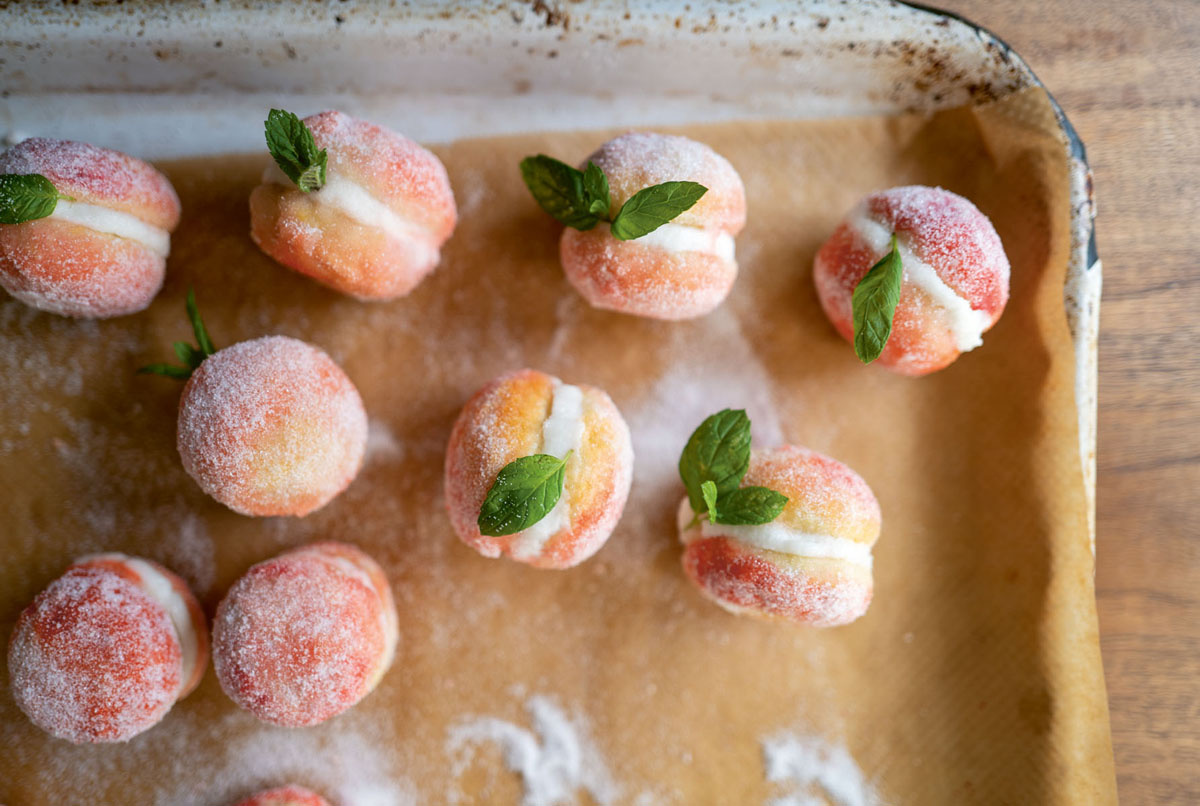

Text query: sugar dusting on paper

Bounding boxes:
[625,307,784,491]
[762,728,881,806]
[447,695,620,806]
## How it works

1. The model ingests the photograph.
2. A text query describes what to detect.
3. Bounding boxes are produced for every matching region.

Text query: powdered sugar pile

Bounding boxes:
[447,695,620,806]
[762,728,880,806]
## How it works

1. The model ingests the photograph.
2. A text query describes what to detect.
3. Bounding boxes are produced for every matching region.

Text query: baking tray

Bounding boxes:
[0,0,1100,541]
[0,0,1104,802]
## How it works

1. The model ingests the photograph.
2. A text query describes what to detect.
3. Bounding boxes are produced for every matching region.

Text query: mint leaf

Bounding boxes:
[478,452,571,537]
[138,288,217,381]
[714,486,789,525]
[136,363,193,380]
[519,155,599,230]
[186,287,216,358]
[678,409,752,513]
[173,341,200,367]
[582,161,610,217]
[701,480,719,522]
[0,173,69,225]
[852,234,903,364]
[609,180,707,241]
[265,108,327,193]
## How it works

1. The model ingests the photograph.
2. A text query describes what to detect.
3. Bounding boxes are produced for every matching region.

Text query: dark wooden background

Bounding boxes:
[949,2,1199,802]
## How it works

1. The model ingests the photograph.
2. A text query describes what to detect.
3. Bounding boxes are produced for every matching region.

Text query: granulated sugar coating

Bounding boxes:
[177,336,368,517]
[443,369,635,569]
[0,97,1111,805]
[0,137,180,229]
[561,132,747,319]
[584,132,745,233]
[213,543,398,728]
[814,185,1011,376]
[0,137,181,318]
[250,110,457,300]
[8,563,184,744]
[677,446,880,626]
[232,784,331,806]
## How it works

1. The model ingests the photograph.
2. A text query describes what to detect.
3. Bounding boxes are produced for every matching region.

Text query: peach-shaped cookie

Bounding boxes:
[444,368,634,569]
[559,132,746,320]
[250,109,456,300]
[176,335,368,517]
[7,553,209,743]
[814,185,1010,376]
[213,542,398,728]
[233,786,331,806]
[0,137,180,318]
[679,446,881,627]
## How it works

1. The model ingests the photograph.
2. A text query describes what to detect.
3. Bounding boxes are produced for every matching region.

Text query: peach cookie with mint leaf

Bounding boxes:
[677,410,881,626]
[522,132,746,320]
[0,137,180,318]
[250,109,456,300]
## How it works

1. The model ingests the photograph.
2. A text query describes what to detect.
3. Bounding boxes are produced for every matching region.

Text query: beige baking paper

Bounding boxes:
[0,87,1115,805]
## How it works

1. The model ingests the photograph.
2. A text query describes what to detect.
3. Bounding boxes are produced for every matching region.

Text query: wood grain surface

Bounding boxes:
[946,1,1200,802]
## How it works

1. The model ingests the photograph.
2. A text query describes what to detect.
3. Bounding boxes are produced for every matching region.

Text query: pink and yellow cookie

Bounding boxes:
[0,137,180,317]
[444,369,634,569]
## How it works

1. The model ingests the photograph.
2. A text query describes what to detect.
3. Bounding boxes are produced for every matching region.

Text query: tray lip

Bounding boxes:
[900,0,1097,264]
[897,0,1101,549]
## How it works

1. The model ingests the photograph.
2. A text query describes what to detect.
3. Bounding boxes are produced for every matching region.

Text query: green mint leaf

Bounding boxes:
[140,288,216,381]
[701,480,719,522]
[173,341,200,367]
[478,452,571,537]
[0,173,63,224]
[713,485,789,525]
[852,234,903,364]
[264,108,327,192]
[519,155,599,230]
[582,161,610,218]
[609,180,707,240]
[186,288,216,358]
[678,409,752,513]
[137,362,193,380]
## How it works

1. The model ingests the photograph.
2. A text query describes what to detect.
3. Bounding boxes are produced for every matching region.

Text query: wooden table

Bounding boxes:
[949,2,1200,802]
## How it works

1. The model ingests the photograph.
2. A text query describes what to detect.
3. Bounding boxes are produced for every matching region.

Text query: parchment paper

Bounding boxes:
[0,87,1116,805]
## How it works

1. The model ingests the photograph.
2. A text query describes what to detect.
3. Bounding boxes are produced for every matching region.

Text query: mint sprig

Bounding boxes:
[138,289,218,380]
[851,234,903,364]
[0,174,73,225]
[478,451,573,537]
[264,108,328,193]
[519,154,706,240]
[678,409,789,528]
[610,181,708,241]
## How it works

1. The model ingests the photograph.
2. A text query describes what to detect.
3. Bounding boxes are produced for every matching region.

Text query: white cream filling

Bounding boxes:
[676,500,873,569]
[50,200,170,257]
[850,210,991,352]
[509,382,586,561]
[101,555,200,693]
[263,163,437,266]
[616,221,736,262]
